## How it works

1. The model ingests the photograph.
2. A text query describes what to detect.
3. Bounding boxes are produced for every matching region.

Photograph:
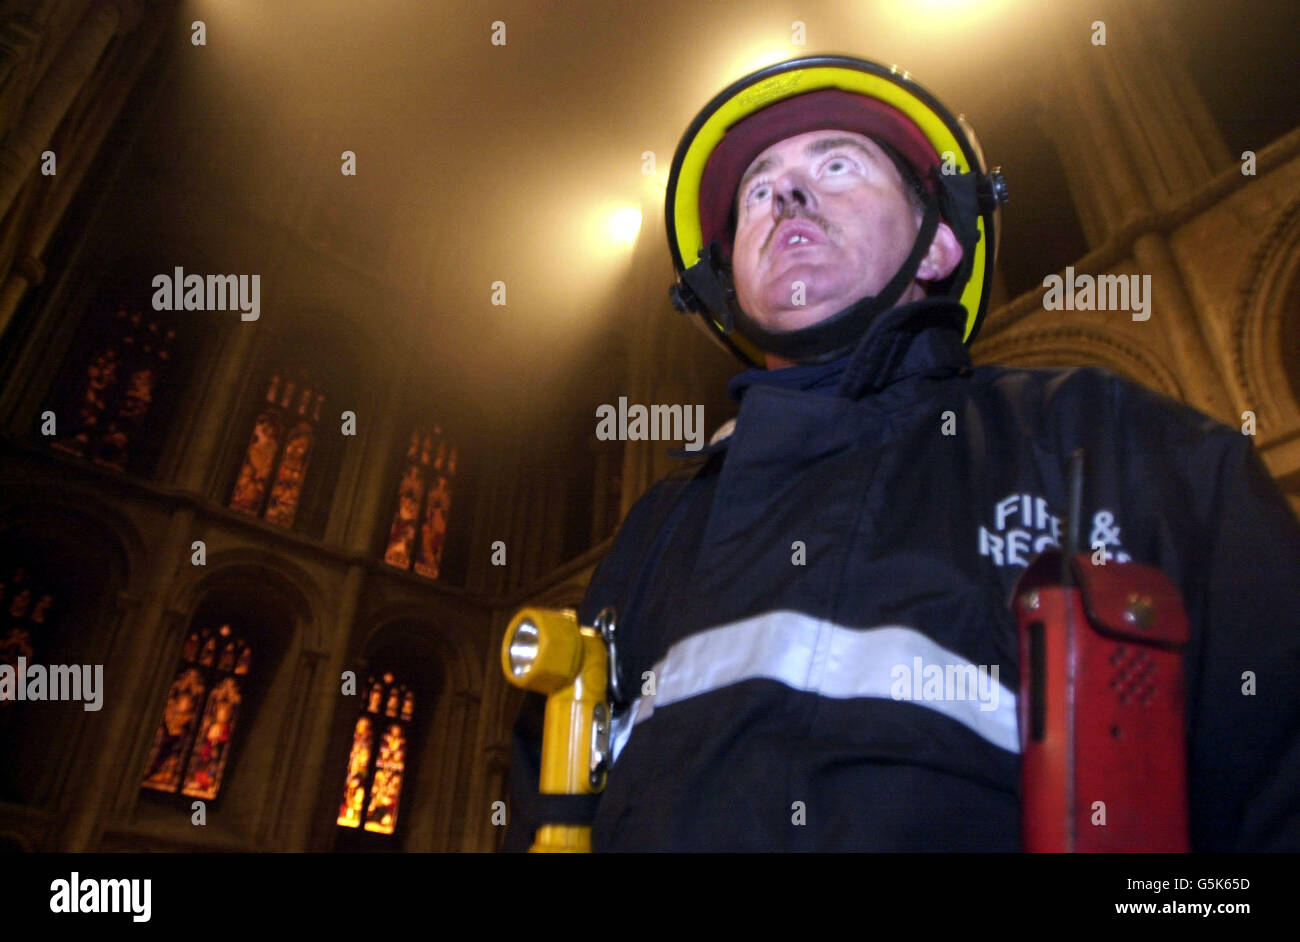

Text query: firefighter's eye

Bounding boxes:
[821,155,858,176]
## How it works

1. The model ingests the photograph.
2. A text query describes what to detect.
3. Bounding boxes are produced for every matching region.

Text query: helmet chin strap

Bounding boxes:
[680,167,960,365]
[736,187,941,362]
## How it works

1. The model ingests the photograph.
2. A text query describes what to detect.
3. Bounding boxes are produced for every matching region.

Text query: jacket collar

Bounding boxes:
[834,295,972,400]
[682,297,973,458]
[726,296,972,405]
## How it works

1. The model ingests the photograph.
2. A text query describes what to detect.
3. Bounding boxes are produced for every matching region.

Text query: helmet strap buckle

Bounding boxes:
[680,241,739,333]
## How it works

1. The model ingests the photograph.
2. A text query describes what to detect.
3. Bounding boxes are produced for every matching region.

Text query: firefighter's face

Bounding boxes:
[730,129,960,337]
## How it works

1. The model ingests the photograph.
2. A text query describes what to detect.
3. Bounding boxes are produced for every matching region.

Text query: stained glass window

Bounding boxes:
[229,367,324,528]
[141,623,250,798]
[0,567,55,711]
[49,307,178,471]
[337,672,414,835]
[383,427,457,579]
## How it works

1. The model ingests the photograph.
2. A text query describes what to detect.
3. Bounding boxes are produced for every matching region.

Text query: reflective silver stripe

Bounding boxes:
[708,417,736,446]
[610,610,1019,763]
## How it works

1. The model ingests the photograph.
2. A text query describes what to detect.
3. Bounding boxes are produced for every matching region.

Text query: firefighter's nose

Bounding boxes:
[773,184,810,214]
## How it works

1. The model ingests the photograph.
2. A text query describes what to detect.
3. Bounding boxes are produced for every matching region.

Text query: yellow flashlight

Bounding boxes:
[501,606,613,853]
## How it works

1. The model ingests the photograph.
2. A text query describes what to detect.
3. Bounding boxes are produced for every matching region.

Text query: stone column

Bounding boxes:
[256,646,328,849]
[1027,8,1240,418]
[619,193,670,518]
[0,13,47,139]
[1133,231,1236,422]
[338,340,414,553]
[54,504,193,851]
[1034,6,1231,246]
[1093,4,1231,204]
[464,463,498,594]
[542,462,568,573]
[589,442,611,546]
[466,428,520,596]
[1035,41,1151,247]
[0,0,133,340]
[284,562,363,851]
[458,638,513,852]
[423,685,477,852]
[522,471,547,587]
[173,323,261,494]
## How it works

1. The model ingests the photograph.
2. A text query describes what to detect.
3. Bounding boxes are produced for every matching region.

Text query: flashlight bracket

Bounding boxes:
[589,702,610,788]
[594,606,627,708]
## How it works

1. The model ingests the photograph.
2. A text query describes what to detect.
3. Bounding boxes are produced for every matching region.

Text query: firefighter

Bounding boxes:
[503,55,1300,852]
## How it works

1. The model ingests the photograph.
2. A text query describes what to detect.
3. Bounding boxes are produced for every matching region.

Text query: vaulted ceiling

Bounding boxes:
[124,0,1298,444]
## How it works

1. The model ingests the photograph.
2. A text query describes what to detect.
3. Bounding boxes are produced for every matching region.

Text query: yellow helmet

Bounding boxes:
[666,54,1008,365]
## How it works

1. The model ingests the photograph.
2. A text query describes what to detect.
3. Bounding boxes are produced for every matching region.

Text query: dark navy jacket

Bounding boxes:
[504,297,1300,852]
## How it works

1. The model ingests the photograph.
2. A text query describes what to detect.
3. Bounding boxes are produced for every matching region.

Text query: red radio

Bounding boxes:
[1010,450,1190,852]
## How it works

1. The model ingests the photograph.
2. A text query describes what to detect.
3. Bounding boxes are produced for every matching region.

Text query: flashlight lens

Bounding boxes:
[509,620,539,677]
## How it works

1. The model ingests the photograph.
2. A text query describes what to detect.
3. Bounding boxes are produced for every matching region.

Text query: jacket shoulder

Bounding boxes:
[576,461,707,619]
[970,362,1236,445]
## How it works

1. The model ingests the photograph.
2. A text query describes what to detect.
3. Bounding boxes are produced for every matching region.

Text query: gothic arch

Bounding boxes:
[17,243,229,480]
[255,303,403,393]
[0,489,142,590]
[47,240,225,353]
[355,602,482,692]
[217,305,389,539]
[166,548,322,650]
[1234,196,1300,431]
[0,495,136,810]
[331,607,485,851]
[131,554,312,837]
[973,323,1185,401]
[485,681,527,754]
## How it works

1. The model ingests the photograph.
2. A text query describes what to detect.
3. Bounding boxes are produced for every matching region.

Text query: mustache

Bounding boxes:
[763,210,832,255]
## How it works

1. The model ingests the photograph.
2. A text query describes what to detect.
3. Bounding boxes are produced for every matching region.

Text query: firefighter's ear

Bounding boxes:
[918,220,963,284]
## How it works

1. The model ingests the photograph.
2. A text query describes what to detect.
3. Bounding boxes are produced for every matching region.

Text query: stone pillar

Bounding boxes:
[589,440,610,546]
[1026,7,1240,421]
[256,645,328,849]
[466,430,520,596]
[504,434,532,594]
[464,468,496,594]
[619,193,671,517]
[22,1,159,257]
[522,471,547,586]
[338,340,414,553]
[54,504,194,851]
[459,637,514,852]
[1093,4,1231,204]
[479,743,510,851]
[173,323,261,494]
[1034,7,1230,246]
[284,562,363,851]
[542,463,567,572]
[0,1,128,342]
[1133,231,1236,422]
[1035,41,1151,247]
[0,13,47,140]
[424,685,477,852]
